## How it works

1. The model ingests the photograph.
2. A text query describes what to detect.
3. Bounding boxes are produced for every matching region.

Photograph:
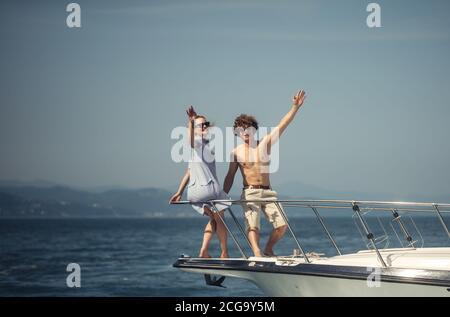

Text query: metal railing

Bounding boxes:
[173,199,450,267]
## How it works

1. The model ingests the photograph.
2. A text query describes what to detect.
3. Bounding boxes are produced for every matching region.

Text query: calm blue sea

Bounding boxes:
[1,214,449,297]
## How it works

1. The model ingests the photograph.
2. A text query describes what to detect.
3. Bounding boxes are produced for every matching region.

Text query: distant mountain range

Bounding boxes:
[0,180,448,218]
[274,180,450,202]
[0,183,188,218]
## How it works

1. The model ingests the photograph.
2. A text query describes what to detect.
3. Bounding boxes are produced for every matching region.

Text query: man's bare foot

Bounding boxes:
[220,252,229,258]
[263,249,276,257]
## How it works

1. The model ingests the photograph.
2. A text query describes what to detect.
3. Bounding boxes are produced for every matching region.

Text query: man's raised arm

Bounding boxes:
[265,90,307,146]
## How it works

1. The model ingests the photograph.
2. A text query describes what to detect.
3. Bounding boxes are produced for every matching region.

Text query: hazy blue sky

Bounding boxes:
[1,0,450,197]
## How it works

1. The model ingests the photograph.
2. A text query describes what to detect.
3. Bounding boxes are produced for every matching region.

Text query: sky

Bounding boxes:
[1,0,450,198]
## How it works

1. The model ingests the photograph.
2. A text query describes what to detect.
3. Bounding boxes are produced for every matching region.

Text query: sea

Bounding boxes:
[1,214,449,297]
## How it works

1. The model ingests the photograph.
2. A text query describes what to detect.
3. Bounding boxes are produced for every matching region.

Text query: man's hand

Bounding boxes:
[292,90,306,108]
[186,105,197,120]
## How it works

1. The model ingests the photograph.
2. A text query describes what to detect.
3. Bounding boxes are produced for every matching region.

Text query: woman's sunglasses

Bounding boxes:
[194,122,211,129]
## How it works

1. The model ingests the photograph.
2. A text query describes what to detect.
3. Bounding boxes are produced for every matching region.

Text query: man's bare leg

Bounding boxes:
[199,210,216,258]
[213,209,229,258]
[264,225,287,257]
[248,228,263,257]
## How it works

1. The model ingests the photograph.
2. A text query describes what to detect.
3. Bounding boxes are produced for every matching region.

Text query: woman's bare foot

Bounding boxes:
[220,252,229,258]
[253,250,263,257]
[199,249,212,258]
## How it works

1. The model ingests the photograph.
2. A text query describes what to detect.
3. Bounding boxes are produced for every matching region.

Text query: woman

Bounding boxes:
[169,106,230,258]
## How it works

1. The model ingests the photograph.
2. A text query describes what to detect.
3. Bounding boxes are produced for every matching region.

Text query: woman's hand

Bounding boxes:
[292,90,306,108]
[169,192,182,204]
[186,105,197,120]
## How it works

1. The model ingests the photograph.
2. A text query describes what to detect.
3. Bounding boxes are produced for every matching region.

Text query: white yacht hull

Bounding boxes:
[174,247,450,297]
[181,267,450,297]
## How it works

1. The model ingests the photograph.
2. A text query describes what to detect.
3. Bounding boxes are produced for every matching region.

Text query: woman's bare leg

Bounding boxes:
[199,209,216,258]
[211,209,229,258]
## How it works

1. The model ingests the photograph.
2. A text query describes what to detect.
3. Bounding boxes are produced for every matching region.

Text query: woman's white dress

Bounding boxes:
[187,137,231,215]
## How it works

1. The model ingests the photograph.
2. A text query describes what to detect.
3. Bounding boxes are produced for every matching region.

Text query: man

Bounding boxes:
[223,90,307,257]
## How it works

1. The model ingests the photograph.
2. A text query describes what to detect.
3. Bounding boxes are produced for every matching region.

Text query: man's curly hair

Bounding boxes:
[233,114,258,132]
